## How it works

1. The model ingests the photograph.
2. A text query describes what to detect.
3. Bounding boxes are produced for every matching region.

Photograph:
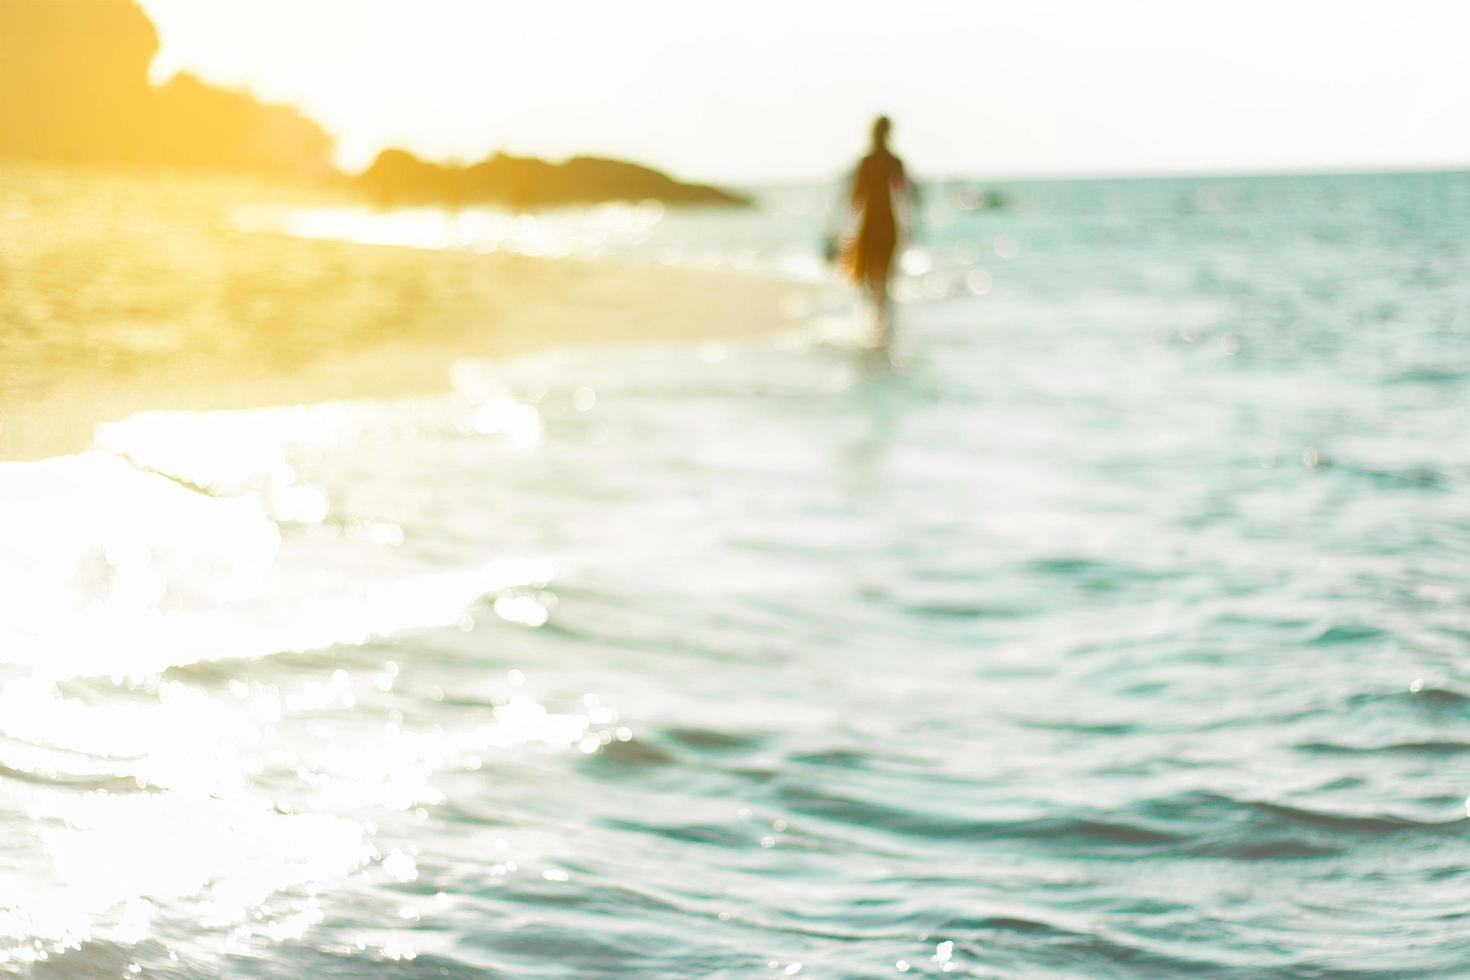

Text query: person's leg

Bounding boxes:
[864,237,892,341]
[871,276,892,347]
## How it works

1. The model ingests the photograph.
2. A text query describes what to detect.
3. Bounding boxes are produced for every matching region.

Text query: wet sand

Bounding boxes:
[0,189,815,460]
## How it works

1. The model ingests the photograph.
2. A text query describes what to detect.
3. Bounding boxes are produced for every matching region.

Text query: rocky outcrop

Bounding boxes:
[361,149,751,209]
[0,0,334,177]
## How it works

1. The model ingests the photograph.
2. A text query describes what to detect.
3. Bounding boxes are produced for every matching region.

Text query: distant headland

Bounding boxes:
[359,149,749,209]
[0,0,749,209]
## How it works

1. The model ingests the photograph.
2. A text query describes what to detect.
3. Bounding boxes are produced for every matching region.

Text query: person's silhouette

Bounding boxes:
[843,116,918,345]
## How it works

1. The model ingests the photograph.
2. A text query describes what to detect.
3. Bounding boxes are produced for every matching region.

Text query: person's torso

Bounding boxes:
[858,152,901,224]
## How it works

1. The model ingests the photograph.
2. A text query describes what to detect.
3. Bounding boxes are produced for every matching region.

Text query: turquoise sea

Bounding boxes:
[2,170,1469,976]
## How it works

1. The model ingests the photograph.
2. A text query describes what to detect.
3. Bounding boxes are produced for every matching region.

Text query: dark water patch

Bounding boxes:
[497,876,702,928]
[1207,610,1316,631]
[1426,905,1470,921]
[1095,757,1218,778]
[1118,679,1172,698]
[1189,836,1341,860]
[488,882,597,912]
[900,599,1032,620]
[1404,686,1470,708]
[664,726,767,754]
[1243,686,1470,732]
[1022,556,1174,593]
[1316,775,1368,792]
[934,919,1244,978]
[584,737,680,770]
[906,566,992,584]
[859,580,1035,621]
[1306,620,1390,646]
[1319,458,1449,491]
[433,795,519,828]
[1021,718,1139,736]
[789,748,877,769]
[771,783,981,840]
[773,784,1183,848]
[1347,686,1470,714]
[946,912,1067,935]
[710,909,899,943]
[1142,790,1463,837]
[1425,864,1470,883]
[1175,795,1468,860]
[725,765,783,786]
[601,817,753,848]
[1389,365,1468,385]
[1298,739,1470,756]
[580,727,771,778]
[458,921,728,979]
[436,693,505,710]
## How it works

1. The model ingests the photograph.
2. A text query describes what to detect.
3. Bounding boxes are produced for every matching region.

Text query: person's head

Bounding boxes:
[871,115,891,150]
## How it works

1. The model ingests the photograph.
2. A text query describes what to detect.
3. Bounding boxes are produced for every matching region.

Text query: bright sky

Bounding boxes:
[137,0,1470,182]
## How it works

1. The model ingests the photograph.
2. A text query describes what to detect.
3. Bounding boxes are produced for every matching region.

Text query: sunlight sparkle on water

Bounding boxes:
[258,200,667,257]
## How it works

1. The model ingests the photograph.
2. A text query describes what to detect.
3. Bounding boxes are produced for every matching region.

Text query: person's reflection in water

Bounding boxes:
[843,116,919,352]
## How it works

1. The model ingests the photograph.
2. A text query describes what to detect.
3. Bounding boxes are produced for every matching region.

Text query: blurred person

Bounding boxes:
[841,115,919,346]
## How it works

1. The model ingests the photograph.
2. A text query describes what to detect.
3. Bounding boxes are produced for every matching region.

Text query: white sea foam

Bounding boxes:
[0,401,552,681]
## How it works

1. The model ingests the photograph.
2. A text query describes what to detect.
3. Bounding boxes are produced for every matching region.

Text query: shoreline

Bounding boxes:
[0,235,821,462]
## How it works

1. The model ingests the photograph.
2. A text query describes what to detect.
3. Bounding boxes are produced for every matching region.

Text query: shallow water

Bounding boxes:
[3,171,1470,977]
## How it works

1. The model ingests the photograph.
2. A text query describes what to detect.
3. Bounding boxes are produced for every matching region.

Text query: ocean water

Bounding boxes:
[3,170,1470,977]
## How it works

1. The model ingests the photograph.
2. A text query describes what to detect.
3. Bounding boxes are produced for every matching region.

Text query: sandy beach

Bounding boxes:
[0,168,816,460]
